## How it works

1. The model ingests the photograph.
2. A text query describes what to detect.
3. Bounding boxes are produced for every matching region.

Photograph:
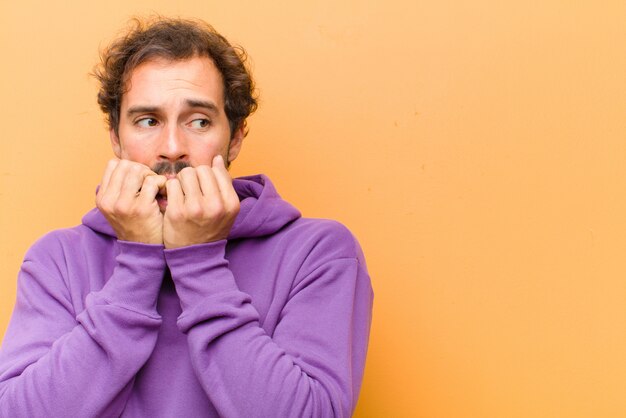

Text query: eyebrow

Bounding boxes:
[185,99,219,114]
[125,99,219,118]
[126,105,159,118]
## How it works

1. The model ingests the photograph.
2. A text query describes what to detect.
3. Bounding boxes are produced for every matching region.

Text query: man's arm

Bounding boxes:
[0,159,168,417]
[165,227,373,418]
[0,234,166,417]
[162,156,373,417]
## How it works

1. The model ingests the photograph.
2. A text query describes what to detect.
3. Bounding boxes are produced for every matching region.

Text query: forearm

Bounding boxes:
[166,242,373,418]
[0,241,166,417]
[183,314,346,417]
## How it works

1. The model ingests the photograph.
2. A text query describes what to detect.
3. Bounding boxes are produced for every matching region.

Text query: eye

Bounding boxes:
[136,118,158,127]
[190,119,210,129]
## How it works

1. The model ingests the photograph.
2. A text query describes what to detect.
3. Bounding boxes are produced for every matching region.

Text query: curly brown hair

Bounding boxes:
[93,17,258,138]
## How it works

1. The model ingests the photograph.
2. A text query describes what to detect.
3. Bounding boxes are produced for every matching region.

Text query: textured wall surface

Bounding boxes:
[1,1,626,416]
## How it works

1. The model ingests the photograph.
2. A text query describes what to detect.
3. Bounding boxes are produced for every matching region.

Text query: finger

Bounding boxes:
[177,167,203,201]
[116,163,155,205]
[98,158,120,196]
[105,160,132,200]
[138,174,167,206]
[99,159,132,209]
[211,155,237,204]
[103,162,154,212]
[165,178,184,214]
[195,165,219,200]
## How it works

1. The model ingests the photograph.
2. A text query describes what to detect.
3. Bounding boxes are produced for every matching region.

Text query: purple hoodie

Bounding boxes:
[0,174,373,417]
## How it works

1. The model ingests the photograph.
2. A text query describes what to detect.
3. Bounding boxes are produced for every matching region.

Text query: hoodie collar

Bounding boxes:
[82,174,301,240]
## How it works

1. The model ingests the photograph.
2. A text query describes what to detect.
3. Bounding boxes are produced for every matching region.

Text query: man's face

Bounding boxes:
[110,56,244,175]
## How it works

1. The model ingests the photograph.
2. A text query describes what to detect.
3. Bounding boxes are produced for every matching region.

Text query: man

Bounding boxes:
[0,17,373,417]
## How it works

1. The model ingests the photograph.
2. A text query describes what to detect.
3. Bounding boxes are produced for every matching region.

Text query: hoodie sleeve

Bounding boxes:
[0,233,166,418]
[165,223,374,418]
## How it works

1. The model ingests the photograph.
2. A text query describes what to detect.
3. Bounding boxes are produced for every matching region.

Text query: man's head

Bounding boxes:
[93,17,257,169]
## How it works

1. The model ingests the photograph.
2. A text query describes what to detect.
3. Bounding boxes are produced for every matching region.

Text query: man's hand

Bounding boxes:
[96,158,167,244]
[163,155,240,249]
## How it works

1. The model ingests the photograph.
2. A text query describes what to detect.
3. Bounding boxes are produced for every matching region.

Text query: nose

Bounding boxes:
[157,124,189,162]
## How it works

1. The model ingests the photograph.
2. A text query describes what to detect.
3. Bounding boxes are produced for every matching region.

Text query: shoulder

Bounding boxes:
[286,218,359,255]
[24,224,103,266]
[19,224,112,299]
[275,217,367,277]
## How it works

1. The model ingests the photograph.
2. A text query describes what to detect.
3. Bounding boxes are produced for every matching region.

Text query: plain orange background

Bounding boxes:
[2,1,626,417]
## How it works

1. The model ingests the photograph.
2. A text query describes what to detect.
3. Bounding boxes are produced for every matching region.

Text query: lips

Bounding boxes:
[156,193,168,211]
[156,183,168,210]
[153,173,178,211]
[157,187,168,198]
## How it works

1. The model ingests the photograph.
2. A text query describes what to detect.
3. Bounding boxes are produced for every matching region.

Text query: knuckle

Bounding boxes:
[228,201,240,216]
[179,167,196,178]
[167,207,183,222]
[177,167,196,180]
[206,200,224,217]
[143,176,157,187]
[165,178,179,192]
[136,205,152,217]
[129,163,143,175]
[106,158,119,170]
[196,165,210,175]
[97,196,112,212]
[113,200,131,214]
[186,202,204,218]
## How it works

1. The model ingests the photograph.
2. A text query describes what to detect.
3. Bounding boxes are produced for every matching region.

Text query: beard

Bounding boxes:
[152,161,191,176]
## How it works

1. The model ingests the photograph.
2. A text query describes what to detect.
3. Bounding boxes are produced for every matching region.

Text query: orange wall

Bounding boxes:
[2,2,626,417]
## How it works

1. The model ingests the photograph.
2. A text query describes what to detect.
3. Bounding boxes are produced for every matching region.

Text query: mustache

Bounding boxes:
[152,161,191,176]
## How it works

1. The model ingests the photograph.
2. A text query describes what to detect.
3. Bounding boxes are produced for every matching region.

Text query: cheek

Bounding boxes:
[188,142,227,165]
[119,142,155,164]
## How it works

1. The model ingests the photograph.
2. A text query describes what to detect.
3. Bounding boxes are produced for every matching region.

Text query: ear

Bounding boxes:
[109,128,122,158]
[227,123,245,163]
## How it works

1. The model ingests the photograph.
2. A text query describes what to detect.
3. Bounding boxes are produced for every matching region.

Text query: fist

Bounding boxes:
[163,155,240,249]
[96,158,167,244]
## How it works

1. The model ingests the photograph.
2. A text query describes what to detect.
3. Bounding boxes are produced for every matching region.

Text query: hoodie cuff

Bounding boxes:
[97,241,166,316]
[164,241,239,312]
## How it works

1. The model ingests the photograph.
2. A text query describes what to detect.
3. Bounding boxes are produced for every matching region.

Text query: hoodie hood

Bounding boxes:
[82,174,301,240]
